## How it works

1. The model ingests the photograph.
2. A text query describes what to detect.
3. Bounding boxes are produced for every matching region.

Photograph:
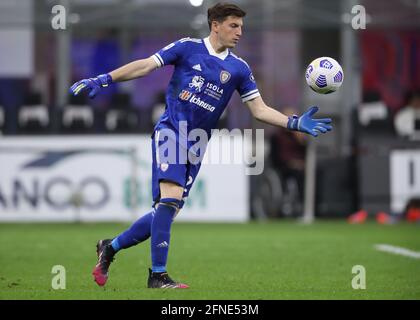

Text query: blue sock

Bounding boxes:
[151,198,180,273]
[111,210,154,252]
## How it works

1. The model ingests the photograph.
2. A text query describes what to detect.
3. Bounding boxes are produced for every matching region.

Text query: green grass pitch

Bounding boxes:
[0,220,419,300]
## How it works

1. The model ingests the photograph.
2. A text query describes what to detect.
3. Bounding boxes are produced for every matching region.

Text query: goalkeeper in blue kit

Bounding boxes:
[70,3,332,289]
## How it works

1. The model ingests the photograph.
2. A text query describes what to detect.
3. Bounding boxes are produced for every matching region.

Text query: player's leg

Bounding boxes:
[101,131,165,255]
[148,161,201,289]
[150,181,183,273]
[147,180,189,288]
[110,210,154,251]
[92,133,162,286]
[93,208,157,286]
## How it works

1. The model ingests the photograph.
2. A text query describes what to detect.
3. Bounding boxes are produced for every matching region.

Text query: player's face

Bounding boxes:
[214,16,243,49]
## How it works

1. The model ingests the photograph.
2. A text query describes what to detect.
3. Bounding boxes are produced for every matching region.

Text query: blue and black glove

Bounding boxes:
[69,73,112,99]
[287,106,332,137]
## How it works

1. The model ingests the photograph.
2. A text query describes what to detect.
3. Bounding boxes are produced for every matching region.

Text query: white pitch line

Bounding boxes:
[374,244,420,259]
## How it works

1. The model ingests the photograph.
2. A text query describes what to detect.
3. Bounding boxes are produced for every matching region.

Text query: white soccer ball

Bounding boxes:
[305,57,344,94]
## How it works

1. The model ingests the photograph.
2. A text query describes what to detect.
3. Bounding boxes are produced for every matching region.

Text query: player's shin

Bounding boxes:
[111,210,154,251]
[150,198,181,273]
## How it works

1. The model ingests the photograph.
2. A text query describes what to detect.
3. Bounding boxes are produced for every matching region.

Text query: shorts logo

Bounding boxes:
[179,90,192,100]
[184,176,193,192]
[220,70,231,84]
[160,163,169,172]
[186,176,193,186]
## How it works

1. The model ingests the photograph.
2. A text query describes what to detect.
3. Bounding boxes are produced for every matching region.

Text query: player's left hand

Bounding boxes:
[69,74,112,99]
[287,106,332,137]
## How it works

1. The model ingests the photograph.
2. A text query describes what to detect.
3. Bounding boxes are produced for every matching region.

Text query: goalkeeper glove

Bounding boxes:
[69,73,112,99]
[287,106,332,137]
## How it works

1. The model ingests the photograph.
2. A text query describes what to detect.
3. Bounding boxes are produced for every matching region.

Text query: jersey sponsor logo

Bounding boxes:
[187,76,225,101]
[188,75,205,92]
[189,95,215,112]
[179,90,193,101]
[192,64,202,71]
[204,82,224,100]
[178,90,215,112]
[206,83,223,94]
[220,70,231,84]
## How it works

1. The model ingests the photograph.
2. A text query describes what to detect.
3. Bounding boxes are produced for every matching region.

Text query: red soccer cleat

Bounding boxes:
[92,239,116,286]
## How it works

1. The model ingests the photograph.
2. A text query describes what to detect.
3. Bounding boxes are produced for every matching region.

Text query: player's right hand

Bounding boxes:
[287,106,332,137]
[69,73,112,99]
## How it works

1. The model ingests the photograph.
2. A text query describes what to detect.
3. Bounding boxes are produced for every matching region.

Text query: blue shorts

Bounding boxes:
[151,130,202,206]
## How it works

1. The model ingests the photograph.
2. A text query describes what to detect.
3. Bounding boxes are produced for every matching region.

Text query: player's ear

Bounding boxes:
[211,20,219,33]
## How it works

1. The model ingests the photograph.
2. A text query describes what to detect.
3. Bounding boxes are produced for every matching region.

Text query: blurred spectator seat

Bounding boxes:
[18,92,49,134]
[61,94,94,133]
[358,101,388,126]
[105,93,139,133]
[357,91,393,133]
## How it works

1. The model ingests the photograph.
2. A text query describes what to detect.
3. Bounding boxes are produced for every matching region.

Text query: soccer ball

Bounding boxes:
[305,57,344,94]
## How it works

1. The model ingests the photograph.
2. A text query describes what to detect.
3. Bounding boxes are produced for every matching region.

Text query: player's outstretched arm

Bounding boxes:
[69,56,158,98]
[245,96,332,137]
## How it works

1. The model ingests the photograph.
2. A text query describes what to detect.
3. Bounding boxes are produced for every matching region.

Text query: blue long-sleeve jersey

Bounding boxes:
[151,37,260,154]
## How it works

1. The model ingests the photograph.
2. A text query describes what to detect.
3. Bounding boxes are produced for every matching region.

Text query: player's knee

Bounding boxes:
[158,198,184,211]
[155,198,184,219]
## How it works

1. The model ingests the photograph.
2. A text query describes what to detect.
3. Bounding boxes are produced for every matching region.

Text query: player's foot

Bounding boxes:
[92,239,116,286]
[147,268,189,289]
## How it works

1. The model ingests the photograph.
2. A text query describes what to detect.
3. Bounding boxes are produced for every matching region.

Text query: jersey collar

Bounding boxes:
[203,37,229,60]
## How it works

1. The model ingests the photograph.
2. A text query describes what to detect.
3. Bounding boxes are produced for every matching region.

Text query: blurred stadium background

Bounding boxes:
[0,0,419,299]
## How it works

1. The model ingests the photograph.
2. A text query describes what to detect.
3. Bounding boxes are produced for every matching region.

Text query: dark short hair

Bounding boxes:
[207,3,246,30]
